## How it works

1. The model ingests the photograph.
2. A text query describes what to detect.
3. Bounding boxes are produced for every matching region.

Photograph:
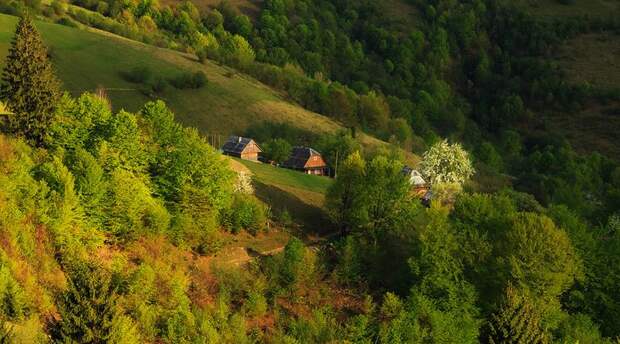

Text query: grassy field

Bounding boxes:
[237,159,332,195]
[236,158,334,238]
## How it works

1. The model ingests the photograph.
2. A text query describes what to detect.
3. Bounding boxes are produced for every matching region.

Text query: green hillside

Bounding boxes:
[0,14,413,163]
[237,158,333,236]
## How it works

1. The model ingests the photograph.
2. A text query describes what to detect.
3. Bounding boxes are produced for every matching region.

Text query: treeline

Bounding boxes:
[324,150,620,341]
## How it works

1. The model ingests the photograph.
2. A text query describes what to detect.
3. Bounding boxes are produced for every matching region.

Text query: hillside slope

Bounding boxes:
[0,14,417,163]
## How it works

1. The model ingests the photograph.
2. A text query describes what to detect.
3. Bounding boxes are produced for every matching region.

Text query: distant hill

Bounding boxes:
[0,14,418,164]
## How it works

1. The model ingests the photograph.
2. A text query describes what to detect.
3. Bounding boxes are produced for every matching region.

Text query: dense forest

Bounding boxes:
[0,0,618,342]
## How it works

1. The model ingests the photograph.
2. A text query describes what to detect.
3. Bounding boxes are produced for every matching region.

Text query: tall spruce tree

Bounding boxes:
[48,263,138,343]
[0,15,61,145]
[487,286,549,344]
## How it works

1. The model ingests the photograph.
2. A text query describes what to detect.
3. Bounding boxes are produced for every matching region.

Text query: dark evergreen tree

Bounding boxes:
[487,286,549,344]
[48,263,122,343]
[0,320,13,344]
[0,15,61,145]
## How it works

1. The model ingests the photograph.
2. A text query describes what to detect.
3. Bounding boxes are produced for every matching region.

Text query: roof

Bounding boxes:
[402,166,426,186]
[221,136,261,154]
[282,146,326,169]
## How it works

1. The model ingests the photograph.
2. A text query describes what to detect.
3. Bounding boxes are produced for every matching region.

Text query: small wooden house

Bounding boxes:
[402,166,429,196]
[221,136,262,161]
[282,147,327,176]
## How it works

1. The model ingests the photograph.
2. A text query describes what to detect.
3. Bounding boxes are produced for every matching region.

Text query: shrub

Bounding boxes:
[223,194,268,235]
[56,17,78,28]
[149,76,169,94]
[121,65,152,84]
[51,0,66,16]
[169,71,208,89]
[170,71,208,90]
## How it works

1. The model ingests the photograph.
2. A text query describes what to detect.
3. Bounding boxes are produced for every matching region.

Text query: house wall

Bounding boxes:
[239,141,261,161]
[241,152,259,161]
[306,168,325,176]
[304,155,327,169]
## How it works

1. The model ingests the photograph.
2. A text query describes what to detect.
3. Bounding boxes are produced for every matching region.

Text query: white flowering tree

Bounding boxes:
[421,140,475,187]
[233,171,254,194]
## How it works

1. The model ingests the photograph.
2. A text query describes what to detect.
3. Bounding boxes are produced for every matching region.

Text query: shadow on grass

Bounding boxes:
[253,181,335,241]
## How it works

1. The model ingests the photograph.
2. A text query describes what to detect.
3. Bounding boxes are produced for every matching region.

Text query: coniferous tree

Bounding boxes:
[48,263,138,344]
[0,319,13,344]
[0,15,61,145]
[487,286,549,344]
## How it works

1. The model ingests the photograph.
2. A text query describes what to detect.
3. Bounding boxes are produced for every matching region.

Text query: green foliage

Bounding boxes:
[555,313,608,344]
[501,213,580,301]
[222,194,268,235]
[477,141,503,172]
[327,152,411,237]
[261,138,291,164]
[326,152,368,234]
[107,169,170,241]
[487,286,549,344]
[0,320,13,343]
[121,65,152,84]
[169,71,207,89]
[0,15,61,145]
[0,264,29,320]
[279,238,306,289]
[49,262,140,343]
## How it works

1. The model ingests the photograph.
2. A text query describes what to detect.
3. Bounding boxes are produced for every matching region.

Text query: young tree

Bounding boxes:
[49,262,140,343]
[262,138,292,164]
[0,15,62,145]
[487,286,549,344]
[326,152,368,235]
[420,139,474,186]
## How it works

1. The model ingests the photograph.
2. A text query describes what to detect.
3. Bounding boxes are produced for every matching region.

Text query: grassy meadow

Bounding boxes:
[236,158,334,238]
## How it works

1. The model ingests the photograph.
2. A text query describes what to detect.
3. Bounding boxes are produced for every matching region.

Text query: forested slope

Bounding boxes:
[0,0,619,343]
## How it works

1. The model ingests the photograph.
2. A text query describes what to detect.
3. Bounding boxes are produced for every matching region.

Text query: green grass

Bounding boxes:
[237,159,332,195]
[236,158,335,237]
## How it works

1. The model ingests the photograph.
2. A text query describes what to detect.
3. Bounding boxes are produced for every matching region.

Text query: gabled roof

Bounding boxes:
[282,146,326,169]
[221,136,261,154]
[402,166,426,186]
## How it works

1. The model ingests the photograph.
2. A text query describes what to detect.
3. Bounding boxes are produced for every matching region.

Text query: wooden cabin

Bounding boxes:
[281,147,327,176]
[221,136,262,161]
[402,166,429,196]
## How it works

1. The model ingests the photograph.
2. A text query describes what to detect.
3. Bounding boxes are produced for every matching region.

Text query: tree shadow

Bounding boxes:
[253,181,334,241]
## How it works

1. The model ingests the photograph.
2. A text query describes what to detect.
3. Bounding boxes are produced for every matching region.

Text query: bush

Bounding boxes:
[149,76,169,94]
[121,65,152,84]
[223,194,268,235]
[51,0,66,16]
[169,71,208,89]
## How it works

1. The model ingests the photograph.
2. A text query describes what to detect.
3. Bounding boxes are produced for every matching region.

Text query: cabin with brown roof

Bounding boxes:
[281,147,327,176]
[402,166,429,197]
[221,136,262,161]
